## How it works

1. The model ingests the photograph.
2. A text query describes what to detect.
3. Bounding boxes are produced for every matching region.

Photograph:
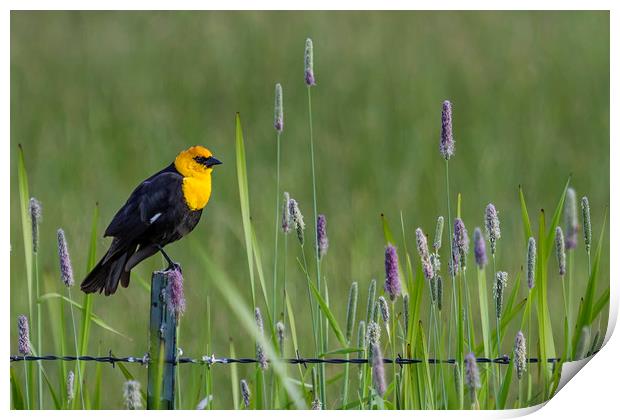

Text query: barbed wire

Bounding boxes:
[9,353,566,367]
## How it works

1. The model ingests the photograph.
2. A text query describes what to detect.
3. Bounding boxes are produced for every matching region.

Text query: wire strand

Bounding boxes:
[10,353,571,366]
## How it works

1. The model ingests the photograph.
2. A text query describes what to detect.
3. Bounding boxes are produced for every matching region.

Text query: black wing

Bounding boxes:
[104,170,184,244]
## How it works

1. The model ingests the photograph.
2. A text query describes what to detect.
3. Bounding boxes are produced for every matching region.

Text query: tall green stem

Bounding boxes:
[444,159,461,406]
[23,360,30,410]
[306,85,325,406]
[34,253,43,409]
[491,254,500,404]
[272,133,281,319]
[67,288,85,409]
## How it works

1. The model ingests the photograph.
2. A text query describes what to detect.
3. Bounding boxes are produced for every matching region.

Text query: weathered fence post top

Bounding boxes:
[147,268,178,410]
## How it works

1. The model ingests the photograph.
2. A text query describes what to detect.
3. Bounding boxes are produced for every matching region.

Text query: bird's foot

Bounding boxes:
[157,246,181,273]
[167,261,182,273]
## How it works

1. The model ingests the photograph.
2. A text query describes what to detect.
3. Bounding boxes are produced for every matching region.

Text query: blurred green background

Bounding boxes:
[11,11,609,408]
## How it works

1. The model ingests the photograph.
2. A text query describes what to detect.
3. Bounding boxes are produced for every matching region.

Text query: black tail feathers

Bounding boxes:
[80,248,134,296]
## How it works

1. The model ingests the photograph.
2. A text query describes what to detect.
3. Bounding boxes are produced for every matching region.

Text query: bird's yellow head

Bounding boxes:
[174,145,222,179]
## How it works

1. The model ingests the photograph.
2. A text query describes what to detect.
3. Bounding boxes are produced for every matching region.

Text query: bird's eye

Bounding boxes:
[193,156,211,166]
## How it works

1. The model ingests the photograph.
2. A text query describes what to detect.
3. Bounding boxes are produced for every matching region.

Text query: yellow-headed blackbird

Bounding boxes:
[81,146,221,295]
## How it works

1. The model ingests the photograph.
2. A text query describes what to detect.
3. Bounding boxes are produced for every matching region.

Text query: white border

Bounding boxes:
[2,2,615,419]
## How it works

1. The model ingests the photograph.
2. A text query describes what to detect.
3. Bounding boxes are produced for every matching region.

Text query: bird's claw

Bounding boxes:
[167,261,182,273]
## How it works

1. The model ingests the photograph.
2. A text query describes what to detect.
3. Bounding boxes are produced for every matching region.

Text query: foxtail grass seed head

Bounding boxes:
[67,371,75,402]
[167,267,186,320]
[485,203,501,255]
[464,353,481,399]
[317,214,328,259]
[527,237,536,290]
[564,187,578,250]
[366,321,381,348]
[18,315,31,355]
[433,216,444,251]
[437,275,443,311]
[274,83,284,132]
[366,279,377,324]
[196,395,213,410]
[403,293,410,335]
[581,196,592,253]
[416,228,434,280]
[384,244,401,301]
[357,321,366,357]
[123,380,142,410]
[289,198,305,245]
[449,246,458,277]
[454,363,463,398]
[29,197,42,254]
[430,252,441,275]
[514,331,527,380]
[493,271,508,319]
[378,296,390,327]
[576,326,591,360]
[374,301,380,323]
[254,308,268,370]
[371,343,386,397]
[281,192,291,234]
[57,228,74,287]
[440,100,454,160]
[276,321,285,353]
[240,379,251,408]
[555,227,567,276]
[311,399,322,410]
[304,38,316,86]
[345,282,358,343]
[453,218,469,270]
[430,273,437,304]
[473,227,487,269]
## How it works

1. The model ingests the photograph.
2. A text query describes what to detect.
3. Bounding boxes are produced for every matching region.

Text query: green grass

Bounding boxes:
[10,11,609,409]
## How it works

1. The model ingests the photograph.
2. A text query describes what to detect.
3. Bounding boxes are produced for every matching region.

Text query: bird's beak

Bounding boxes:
[206,156,222,167]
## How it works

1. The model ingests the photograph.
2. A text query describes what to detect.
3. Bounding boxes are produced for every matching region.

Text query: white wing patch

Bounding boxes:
[149,212,162,224]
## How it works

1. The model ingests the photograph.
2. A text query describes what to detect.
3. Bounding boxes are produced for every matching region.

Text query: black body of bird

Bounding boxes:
[81,146,221,295]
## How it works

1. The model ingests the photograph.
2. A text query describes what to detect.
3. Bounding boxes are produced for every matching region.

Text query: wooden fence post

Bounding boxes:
[147,269,177,409]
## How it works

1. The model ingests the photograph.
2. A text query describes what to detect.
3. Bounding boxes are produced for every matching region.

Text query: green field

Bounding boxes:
[10,11,609,409]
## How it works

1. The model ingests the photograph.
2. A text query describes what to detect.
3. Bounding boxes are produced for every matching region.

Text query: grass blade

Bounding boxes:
[199,251,306,408]
[38,293,131,340]
[235,113,256,306]
[229,339,240,409]
[518,185,533,245]
[305,275,347,347]
[10,367,25,410]
[17,145,33,321]
[572,210,607,357]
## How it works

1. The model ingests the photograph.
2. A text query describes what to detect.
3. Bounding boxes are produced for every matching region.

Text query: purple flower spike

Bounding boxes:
[18,315,31,355]
[371,343,386,397]
[440,100,454,160]
[415,228,434,280]
[304,38,316,86]
[485,204,501,255]
[57,229,74,287]
[274,83,284,133]
[317,214,328,259]
[167,267,186,320]
[564,188,578,250]
[473,227,487,269]
[281,192,291,234]
[30,197,42,254]
[555,227,566,276]
[384,244,401,301]
[464,352,481,399]
[453,218,469,270]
